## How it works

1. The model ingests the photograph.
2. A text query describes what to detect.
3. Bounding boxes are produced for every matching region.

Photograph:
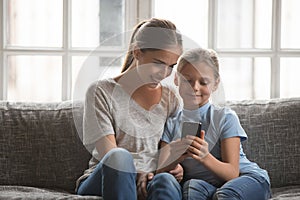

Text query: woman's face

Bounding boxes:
[135,47,181,87]
[177,62,218,109]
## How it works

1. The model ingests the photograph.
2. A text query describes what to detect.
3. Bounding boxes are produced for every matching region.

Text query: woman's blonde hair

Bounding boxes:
[121,18,183,73]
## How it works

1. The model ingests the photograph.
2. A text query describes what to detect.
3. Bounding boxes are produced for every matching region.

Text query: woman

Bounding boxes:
[76,18,183,200]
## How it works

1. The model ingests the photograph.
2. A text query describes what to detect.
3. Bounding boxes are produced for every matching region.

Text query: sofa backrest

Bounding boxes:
[0,101,90,193]
[227,98,300,188]
[1,98,299,191]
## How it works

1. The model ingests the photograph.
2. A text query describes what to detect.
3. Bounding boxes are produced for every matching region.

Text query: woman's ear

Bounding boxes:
[133,47,142,60]
[174,73,179,86]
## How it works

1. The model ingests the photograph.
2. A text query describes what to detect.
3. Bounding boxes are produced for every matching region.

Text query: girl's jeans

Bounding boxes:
[77,148,182,200]
[182,173,271,200]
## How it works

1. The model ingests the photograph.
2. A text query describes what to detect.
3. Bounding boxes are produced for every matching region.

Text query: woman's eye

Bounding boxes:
[153,62,164,67]
[153,63,167,70]
[182,78,191,83]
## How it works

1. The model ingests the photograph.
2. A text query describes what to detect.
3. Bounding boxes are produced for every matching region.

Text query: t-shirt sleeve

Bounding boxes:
[165,82,182,117]
[161,110,182,144]
[161,83,182,144]
[220,108,247,142]
[161,117,175,144]
[82,81,115,147]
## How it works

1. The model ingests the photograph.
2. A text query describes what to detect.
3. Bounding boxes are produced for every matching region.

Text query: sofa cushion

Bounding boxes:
[0,101,90,193]
[227,98,300,188]
[271,186,300,200]
[0,186,101,200]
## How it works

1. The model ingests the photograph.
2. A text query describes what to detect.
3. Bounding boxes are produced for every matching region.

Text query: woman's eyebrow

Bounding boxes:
[153,58,177,67]
[153,58,165,64]
[180,73,191,78]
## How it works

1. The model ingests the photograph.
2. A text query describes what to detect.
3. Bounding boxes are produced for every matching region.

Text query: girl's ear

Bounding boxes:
[174,73,179,86]
[213,78,220,92]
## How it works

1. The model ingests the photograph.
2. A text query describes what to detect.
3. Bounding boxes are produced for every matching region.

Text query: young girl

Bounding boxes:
[158,48,271,200]
[75,18,183,200]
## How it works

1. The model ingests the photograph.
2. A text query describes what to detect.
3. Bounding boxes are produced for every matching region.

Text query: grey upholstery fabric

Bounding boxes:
[226,98,300,189]
[1,98,300,199]
[270,186,300,200]
[0,101,90,194]
[0,186,101,200]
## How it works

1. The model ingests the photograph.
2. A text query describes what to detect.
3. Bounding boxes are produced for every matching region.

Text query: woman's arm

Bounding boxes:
[156,141,177,173]
[95,134,117,160]
[156,140,188,174]
[187,135,240,181]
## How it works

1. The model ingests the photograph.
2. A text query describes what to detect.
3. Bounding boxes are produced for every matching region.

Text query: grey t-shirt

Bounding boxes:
[83,78,180,173]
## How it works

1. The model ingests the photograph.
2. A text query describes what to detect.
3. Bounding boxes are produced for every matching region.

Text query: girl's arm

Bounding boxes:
[187,134,240,181]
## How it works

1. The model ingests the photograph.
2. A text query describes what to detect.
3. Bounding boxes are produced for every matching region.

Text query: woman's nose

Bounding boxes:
[159,66,172,78]
[192,81,201,91]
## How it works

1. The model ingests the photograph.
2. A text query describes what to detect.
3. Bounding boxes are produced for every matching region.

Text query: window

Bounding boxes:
[154,0,300,100]
[1,0,299,102]
[0,0,137,102]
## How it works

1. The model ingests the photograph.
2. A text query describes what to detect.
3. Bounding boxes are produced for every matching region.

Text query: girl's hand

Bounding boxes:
[169,163,184,182]
[185,131,209,162]
[136,172,154,200]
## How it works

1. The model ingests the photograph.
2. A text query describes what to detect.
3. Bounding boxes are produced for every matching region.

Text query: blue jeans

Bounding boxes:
[182,173,271,200]
[147,172,182,200]
[77,148,182,200]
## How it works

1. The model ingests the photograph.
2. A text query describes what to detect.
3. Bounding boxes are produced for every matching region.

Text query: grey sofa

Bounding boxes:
[0,98,300,199]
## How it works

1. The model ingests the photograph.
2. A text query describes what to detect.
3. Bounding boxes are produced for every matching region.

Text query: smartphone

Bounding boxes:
[181,121,202,139]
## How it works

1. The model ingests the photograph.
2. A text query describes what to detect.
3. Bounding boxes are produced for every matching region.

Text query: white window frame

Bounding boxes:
[151,0,300,99]
[1,0,300,101]
[211,0,300,98]
[0,1,4,100]
[0,0,140,101]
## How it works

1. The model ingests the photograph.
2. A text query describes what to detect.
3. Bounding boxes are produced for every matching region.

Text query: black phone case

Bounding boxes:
[181,121,202,138]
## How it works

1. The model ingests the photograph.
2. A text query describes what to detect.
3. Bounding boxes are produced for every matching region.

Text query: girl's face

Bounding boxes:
[177,62,218,109]
[135,47,181,87]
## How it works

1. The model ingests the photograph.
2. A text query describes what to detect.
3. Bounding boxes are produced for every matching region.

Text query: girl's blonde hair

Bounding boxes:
[121,18,183,73]
[177,48,220,80]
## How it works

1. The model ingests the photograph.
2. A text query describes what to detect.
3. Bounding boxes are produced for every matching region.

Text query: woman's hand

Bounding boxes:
[185,131,209,162]
[169,163,184,182]
[136,172,154,200]
[157,139,189,173]
[168,139,190,162]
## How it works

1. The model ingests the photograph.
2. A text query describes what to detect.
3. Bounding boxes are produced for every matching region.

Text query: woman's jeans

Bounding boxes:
[182,173,271,200]
[77,148,182,200]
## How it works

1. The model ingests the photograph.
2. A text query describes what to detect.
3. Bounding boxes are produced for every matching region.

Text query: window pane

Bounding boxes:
[8,56,62,102]
[254,58,271,99]
[6,0,62,47]
[220,57,271,100]
[71,0,125,48]
[280,58,300,98]
[217,0,272,49]
[154,0,208,48]
[281,0,300,49]
[72,56,122,100]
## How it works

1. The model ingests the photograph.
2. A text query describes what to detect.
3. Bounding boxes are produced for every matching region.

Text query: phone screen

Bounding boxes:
[181,121,202,138]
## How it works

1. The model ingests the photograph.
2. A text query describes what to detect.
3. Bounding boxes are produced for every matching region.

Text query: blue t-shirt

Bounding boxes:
[162,102,270,187]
